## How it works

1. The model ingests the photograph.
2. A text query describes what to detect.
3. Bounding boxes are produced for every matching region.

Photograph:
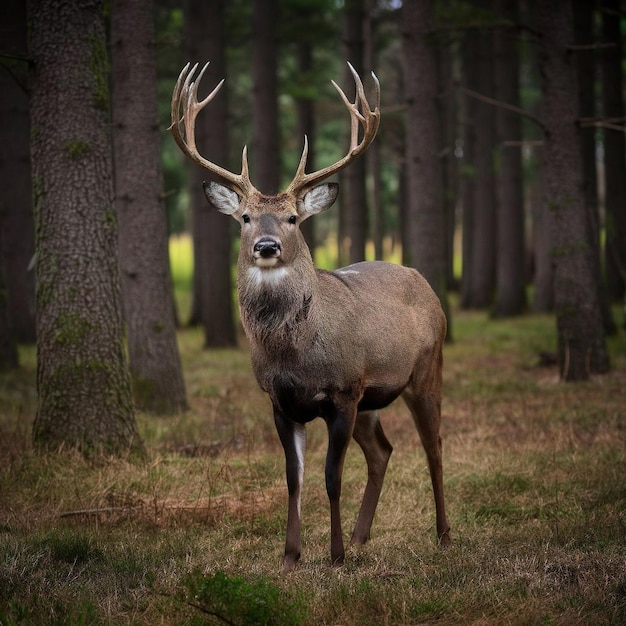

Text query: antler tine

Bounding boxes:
[169,62,254,196]
[286,62,380,197]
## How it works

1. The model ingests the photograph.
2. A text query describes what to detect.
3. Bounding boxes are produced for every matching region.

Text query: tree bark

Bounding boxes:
[401,0,449,322]
[460,27,478,308]
[537,0,610,380]
[573,0,615,334]
[601,0,626,303]
[469,21,497,309]
[29,0,143,454]
[184,0,237,347]
[0,0,36,344]
[252,0,280,195]
[112,0,188,412]
[0,216,18,370]
[342,0,368,264]
[493,0,526,317]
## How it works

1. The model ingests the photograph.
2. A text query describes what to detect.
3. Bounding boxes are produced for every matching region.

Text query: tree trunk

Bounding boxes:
[460,28,478,307]
[112,0,188,413]
[342,0,368,264]
[295,39,316,251]
[0,0,36,344]
[573,0,615,334]
[185,0,237,347]
[493,0,526,317]
[0,216,18,370]
[29,0,143,454]
[536,0,610,380]
[252,0,280,195]
[469,22,497,309]
[601,0,626,304]
[401,0,449,324]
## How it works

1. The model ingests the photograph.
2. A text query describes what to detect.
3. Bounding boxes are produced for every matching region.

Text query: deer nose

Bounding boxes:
[253,237,281,259]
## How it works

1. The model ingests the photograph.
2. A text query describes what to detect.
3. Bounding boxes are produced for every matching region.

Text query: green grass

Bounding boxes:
[1,250,625,624]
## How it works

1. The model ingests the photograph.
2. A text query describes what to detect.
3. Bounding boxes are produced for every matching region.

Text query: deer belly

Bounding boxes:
[358,384,405,411]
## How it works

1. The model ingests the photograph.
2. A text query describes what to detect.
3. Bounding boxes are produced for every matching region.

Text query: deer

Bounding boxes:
[170,61,451,573]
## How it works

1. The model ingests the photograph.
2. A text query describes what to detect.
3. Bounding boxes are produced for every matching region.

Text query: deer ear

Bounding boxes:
[203,181,241,216]
[299,183,339,219]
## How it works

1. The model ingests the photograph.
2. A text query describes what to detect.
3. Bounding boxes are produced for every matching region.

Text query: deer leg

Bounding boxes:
[324,407,356,567]
[402,390,451,547]
[273,409,307,573]
[350,410,393,545]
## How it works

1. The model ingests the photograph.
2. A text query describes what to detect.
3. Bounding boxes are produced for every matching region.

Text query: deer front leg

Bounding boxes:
[273,409,306,573]
[324,406,357,567]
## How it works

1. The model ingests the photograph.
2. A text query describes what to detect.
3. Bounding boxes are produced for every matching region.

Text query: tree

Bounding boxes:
[0,0,36,344]
[29,0,143,454]
[468,15,497,309]
[493,0,526,317]
[342,0,369,264]
[111,0,188,412]
[184,0,237,347]
[252,0,280,194]
[401,0,450,324]
[536,0,610,381]
[0,221,18,370]
[601,0,626,304]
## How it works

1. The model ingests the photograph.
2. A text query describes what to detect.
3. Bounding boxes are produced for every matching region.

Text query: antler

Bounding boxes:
[285,62,380,197]
[169,62,255,197]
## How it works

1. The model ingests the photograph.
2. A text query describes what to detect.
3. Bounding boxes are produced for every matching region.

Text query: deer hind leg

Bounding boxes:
[273,409,307,573]
[402,385,451,547]
[350,410,393,545]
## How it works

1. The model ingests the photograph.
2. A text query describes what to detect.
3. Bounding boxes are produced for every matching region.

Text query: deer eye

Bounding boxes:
[288,215,297,225]
[242,214,251,224]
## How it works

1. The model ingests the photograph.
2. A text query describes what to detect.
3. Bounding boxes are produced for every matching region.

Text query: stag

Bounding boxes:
[170,61,451,572]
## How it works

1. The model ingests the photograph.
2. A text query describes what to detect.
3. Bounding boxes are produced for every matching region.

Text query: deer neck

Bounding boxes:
[238,257,319,355]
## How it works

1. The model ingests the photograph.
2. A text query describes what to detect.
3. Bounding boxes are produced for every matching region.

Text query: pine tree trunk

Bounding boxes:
[185,0,236,348]
[112,0,188,412]
[295,40,316,251]
[401,0,449,321]
[537,0,610,380]
[342,0,368,264]
[469,25,497,309]
[252,0,280,195]
[0,219,18,370]
[0,0,36,344]
[601,0,626,303]
[493,0,526,317]
[29,0,143,454]
[460,27,478,308]
[573,0,615,334]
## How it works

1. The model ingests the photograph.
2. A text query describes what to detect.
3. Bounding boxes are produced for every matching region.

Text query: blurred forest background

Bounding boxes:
[0,0,625,453]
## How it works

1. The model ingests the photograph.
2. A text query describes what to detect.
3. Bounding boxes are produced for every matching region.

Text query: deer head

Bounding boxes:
[169,61,380,275]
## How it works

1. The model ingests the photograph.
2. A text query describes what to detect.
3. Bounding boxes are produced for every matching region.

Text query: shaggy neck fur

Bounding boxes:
[239,262,318,355]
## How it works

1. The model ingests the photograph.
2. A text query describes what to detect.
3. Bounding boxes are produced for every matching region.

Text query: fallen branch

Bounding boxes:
[59,506,133,518]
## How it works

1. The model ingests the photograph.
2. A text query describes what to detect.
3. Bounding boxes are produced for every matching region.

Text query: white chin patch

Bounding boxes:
[255,257,279,268]
[247,266,289,286]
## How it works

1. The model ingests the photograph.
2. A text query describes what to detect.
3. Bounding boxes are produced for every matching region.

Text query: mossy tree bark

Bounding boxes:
[536,1,610,381]
[111,0,188,411]
[28,0,144,455]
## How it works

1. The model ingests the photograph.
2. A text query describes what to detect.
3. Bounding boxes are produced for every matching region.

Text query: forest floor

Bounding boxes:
[1,305,625,625]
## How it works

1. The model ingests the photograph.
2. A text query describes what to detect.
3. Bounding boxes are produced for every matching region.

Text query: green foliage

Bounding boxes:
[184,570,305,625]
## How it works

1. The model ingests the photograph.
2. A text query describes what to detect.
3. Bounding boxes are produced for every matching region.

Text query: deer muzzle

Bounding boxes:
[253,237,282,267]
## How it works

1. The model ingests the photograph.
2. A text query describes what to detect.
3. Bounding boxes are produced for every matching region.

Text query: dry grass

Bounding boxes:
[1,309,625,625]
